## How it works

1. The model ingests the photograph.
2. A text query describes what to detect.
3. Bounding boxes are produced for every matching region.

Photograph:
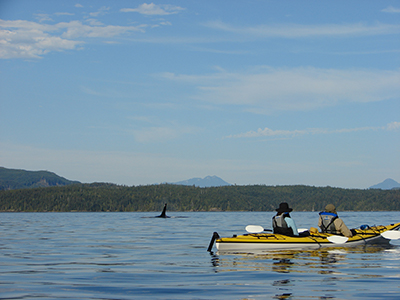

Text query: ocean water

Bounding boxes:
[0,211,399,300]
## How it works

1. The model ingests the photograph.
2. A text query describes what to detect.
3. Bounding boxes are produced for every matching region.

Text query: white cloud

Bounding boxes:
[0,20,82,58]
[204,21,400,38]
[226,122,399,139]
[35,14,53,23]
[58,21,145,39]
[121,3,185,15]
[160,21,172,26]
[387,122,400,131]
[89,6,110,17]
[0,19,145,59]
[161,67,400,113]
[381,6,400,13]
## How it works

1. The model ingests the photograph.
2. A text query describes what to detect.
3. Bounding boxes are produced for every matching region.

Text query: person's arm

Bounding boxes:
[285,217,299,236]
[318,216,322,230]
[335,218,352,237]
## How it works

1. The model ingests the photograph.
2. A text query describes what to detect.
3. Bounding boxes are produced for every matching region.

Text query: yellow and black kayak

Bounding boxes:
[208,222,400,252]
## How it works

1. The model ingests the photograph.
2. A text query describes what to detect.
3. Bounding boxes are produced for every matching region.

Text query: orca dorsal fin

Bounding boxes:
[157,203,169,218]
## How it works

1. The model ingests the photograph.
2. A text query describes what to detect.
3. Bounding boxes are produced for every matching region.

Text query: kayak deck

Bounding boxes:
[215,222,400,251]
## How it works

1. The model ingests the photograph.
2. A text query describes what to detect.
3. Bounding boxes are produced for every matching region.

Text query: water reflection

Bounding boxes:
[211,244,394,275]
[272,257,294,273]
[273,292,292,299]
[210,245,398,299]
[209,252,219,268]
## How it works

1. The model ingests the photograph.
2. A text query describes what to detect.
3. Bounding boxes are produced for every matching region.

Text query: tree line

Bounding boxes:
[0,183,399,212]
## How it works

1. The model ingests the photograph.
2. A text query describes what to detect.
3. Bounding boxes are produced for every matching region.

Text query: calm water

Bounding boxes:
[0,211,399,300]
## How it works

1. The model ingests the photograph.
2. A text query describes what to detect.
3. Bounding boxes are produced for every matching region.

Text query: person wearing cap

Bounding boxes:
[272,202,299,236]
[318,204,353,237]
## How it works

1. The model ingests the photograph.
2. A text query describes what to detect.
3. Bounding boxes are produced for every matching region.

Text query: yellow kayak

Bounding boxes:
[209,222,400,252]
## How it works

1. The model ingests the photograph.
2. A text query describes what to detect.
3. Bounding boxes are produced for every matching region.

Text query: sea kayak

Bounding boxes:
[210,222,400,252]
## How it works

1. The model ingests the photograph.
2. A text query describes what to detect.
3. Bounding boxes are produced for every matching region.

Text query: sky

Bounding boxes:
[0,1,399,189]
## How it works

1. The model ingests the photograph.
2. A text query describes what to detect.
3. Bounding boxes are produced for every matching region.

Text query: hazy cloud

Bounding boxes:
[387,121,400,130]
[204,21,400,38]
[226,122,399,139]
[89,6,110,18]
[381,6,400,13]
[121,3,185,15]
[34,14,53,23]
[162,67,400,113]
[55,12,75,16]
[59,21,145,39]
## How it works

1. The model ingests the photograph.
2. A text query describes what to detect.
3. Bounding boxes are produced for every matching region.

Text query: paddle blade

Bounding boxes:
[327,235,348,244]
[297,228,308,233]
[381,230,400,240]
[245,225,264,233]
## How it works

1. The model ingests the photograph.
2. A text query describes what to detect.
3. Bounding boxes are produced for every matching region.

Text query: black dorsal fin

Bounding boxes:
[157,203,169,218]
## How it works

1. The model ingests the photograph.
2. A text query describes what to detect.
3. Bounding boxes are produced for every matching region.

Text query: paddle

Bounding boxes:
[326,235,348,244]
[381,230,400,240]
[245,225,272,233]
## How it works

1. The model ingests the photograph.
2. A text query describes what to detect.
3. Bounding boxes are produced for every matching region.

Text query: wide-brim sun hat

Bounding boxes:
[275,202,293,213]
[325,204,337,214]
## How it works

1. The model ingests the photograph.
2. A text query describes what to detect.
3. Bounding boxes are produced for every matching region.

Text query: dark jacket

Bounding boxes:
[273,213,295,236]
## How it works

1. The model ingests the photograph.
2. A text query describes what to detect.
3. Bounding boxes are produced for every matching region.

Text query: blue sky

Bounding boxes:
[1,1,399,188]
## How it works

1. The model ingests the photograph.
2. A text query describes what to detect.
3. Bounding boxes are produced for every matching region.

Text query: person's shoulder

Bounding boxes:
[334,217,344,224]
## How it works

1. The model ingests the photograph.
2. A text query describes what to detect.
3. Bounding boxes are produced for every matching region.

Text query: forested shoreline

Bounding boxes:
[1,183,399,212]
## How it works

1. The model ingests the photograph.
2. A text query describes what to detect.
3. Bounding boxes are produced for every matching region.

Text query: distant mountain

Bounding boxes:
[0,167,80,190]
[172,176,231,187]
[369,178,400,190]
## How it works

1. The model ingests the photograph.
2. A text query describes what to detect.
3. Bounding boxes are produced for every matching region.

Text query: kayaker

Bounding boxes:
[272,202,299,236]
[318,204,353,237]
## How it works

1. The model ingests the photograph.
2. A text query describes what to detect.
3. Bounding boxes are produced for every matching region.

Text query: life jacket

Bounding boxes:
[319,212,338,234]
[273,213,294,236]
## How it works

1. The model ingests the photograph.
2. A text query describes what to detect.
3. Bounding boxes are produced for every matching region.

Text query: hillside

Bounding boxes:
[1,183,399,212]
[0,167,80,190]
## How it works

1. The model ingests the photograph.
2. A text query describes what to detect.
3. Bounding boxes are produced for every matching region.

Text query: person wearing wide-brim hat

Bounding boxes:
[318,204,353,237]
[272,202,299,236]
[275,202,293,213]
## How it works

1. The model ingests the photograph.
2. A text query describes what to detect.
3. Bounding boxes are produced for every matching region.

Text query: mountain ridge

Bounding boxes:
[171,175,231,187]
[369,178,400,190]
[1,167,398,190]
[0,167,80,190]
